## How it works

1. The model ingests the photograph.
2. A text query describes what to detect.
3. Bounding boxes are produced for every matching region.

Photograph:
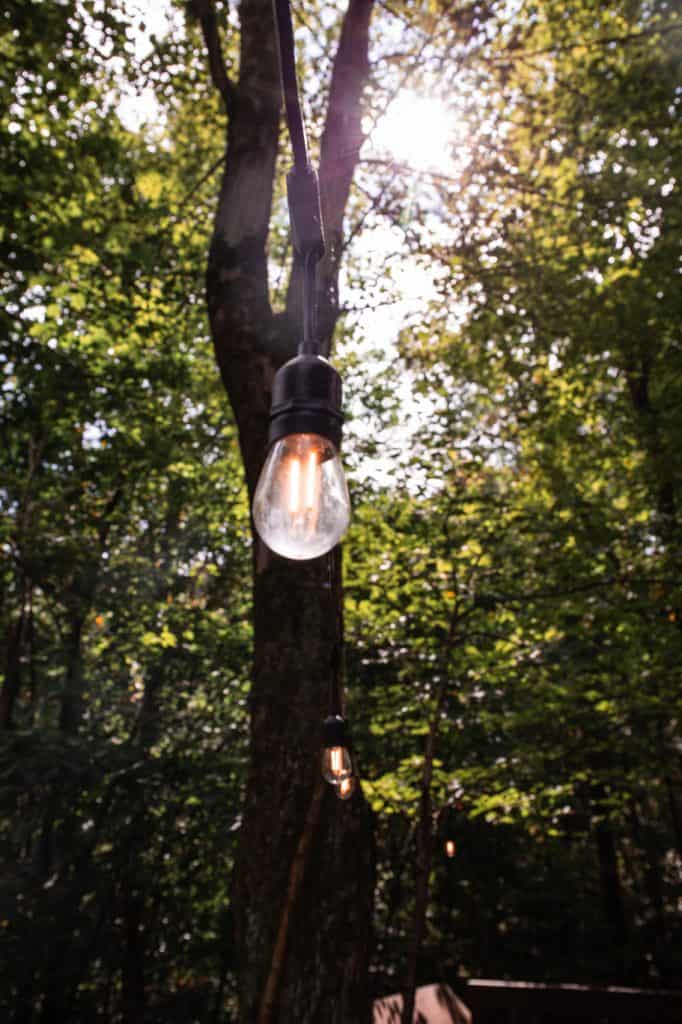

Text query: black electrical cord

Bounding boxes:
[272,0,309,172]
[272,0,325,357]
[327,548,344,718]
[272,1,351,778]
[301,250,317,353]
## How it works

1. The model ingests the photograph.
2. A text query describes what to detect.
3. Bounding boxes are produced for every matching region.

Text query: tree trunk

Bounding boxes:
[193,0,376,1019]
[402,621,458,1024]
[56,490,119,735]
[58,614,85,734]
[628,799,667,976]
[0,609,27,729]
[401,698,445,1024]
[121,880,146,1024]
[594,818,628,948]
[664,771,682,860]
[234,555,374,1022]
[401,758,433,1024]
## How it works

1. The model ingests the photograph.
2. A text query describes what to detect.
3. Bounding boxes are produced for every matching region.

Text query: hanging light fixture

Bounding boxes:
[253,0,350,561]
[321,714,353,786]
[261,0,359,800]
[252,344,350,560]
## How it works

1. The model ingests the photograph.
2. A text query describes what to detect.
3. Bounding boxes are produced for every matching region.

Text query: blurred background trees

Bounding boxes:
[1,0,680,1020]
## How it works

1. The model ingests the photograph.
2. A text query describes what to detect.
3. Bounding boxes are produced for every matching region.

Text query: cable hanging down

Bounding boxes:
[256,0,355,799]
[272,0,308,170]
[252,2,351,564]
[272,0,325,355]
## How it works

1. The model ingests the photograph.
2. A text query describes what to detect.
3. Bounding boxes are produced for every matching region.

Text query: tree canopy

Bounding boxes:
[1,0,681,1020]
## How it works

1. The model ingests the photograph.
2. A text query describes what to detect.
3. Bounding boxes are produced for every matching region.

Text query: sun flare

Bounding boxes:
[372,92,456,173]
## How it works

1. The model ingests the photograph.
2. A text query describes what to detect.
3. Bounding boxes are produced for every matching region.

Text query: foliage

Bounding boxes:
[1,2,250,1018]
[1,0,681,1018]
[345,0,682,993]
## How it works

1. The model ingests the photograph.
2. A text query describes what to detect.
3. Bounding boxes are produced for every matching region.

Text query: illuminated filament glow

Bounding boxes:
[286,448,320,531]
[321,743,352,785]
[253,432,350,561]
[337,776,355,800]
[287,455,301,513]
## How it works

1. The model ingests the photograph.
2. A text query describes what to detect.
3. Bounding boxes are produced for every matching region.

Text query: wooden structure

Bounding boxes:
[463,979,682,1023]
[373,984,472,1023]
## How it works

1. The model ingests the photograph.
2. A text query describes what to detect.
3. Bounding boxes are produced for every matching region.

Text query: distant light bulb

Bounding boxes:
[445,839,456,858]
[321,745,353,786]
[253,432,350,560]
[337,775,355,800]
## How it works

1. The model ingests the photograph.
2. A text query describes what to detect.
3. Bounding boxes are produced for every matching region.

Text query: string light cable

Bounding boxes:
[252,0,351,563]
[321,551,355,796]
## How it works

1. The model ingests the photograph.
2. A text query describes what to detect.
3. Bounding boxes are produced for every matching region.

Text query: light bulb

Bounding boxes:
[445,839,456,858]
[321,745,353,785]
[336,775,355,801]
[253,432,350,560]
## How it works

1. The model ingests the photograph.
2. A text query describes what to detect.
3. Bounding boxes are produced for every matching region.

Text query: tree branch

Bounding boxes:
[258,777,326,1024]
[320,0,375,247]
[492,21,682,66]
[314,0,376,353]
[190,0,237,116]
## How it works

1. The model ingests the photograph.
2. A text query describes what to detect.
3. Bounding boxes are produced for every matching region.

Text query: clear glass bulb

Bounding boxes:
[321,745,353,785]
[253,433,351,560]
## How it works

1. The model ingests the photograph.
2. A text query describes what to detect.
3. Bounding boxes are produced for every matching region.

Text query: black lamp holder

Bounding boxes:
[268,354,343,449]
[322,714,349,749]
[269,0,344,451]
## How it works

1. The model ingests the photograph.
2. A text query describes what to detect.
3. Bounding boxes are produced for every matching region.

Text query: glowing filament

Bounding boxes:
[305,449,317,510]
[285,448,320,526]
[338,776,355,800]
[252,432,351,561]
[287,455,301,514]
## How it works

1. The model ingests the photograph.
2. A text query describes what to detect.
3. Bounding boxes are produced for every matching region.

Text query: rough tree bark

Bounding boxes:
[192,1,375,1020]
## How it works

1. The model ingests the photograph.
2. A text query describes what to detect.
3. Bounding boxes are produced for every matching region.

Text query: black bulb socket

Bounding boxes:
[322,714,348,748]
[268,354,343,450]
